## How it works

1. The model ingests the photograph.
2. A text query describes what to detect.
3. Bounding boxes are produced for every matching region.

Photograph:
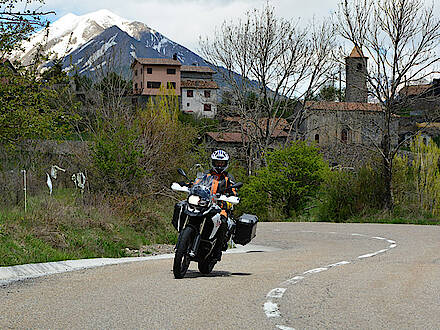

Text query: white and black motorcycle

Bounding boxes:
[171,168,257,279]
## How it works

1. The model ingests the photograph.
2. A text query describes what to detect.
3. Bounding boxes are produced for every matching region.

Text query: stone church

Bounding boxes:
[303,47,398,168]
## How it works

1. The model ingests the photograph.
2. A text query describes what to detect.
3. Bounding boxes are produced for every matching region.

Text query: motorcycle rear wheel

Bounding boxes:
[173,227,194,279]
[198,258,216,275]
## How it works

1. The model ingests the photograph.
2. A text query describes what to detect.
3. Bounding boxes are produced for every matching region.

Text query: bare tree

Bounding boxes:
[200,4,336,173]
[0,0,54,59]
[337,0,440,209]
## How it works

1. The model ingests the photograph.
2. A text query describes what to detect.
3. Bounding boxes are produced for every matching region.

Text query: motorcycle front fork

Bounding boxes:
[189,218,206,257]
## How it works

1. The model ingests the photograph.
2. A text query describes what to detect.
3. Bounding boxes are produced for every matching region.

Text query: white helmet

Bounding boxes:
[211,150,229,173]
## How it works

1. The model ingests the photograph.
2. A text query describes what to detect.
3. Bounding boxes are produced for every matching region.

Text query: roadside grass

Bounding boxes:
[0,189,177,267]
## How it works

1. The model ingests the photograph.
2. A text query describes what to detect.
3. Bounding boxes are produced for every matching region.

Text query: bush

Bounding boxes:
[317,162,386,222]
[238,141,328,221]
[90,88,196,194]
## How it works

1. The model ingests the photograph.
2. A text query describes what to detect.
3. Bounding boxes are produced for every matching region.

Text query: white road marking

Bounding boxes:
[327,261,351,268]
[276,325,295,330]
[264,301,281,318]
[0,244,277,286]
[267,288,287,299]
[358,248,388,259]
[282,276,305,285]
[303,267,328,274]
[264,230,397,329]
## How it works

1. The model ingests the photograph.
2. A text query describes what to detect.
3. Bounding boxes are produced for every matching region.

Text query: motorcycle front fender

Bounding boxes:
[209,213,222,239]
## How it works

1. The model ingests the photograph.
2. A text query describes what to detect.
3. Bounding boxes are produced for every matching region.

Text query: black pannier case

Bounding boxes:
[172,201,188,232]
[233,213,258,245]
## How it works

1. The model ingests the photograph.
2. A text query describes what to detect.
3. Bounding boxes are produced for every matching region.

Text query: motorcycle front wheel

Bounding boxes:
[198,258,216,275]
[173,227,194,279]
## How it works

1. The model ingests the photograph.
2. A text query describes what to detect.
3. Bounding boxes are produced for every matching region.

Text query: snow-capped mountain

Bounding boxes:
[11,9,207,77]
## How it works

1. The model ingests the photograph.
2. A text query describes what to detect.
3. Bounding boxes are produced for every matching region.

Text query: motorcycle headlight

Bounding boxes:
[188,195,200,206]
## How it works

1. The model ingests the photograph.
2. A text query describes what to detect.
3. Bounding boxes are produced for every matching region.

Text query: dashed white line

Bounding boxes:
[264,230,397,329]
[267,288,287,299]
[303,267,328,274]
[326,261,351,268]
[264,301,281,318]
[276,325,295,330]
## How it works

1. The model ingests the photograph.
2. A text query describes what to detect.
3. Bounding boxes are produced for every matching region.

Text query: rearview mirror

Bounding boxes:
[177,168,189,181]
[231,182,243,189]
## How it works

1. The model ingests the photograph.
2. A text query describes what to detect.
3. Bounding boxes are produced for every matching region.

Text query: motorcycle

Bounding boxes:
[170,168,244,279]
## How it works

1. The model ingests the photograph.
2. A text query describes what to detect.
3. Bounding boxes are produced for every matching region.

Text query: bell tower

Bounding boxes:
[345,46,368,103]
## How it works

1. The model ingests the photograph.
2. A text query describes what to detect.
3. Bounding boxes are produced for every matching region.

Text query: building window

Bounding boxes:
[204,104,212,111]
[314,134,319,144]
[167,68,176,74]
[147,68,152,74]
[167,82,176,89]
[140,81,143,89]
[140,68,143,74]
[147,81,161,89]
[134,83,138,90]
[341,128,348,143]
[187,103,190,107]
[187,90,194,97]
[134,70,138,76]
[357,63,363,71]
[204,90,211,98]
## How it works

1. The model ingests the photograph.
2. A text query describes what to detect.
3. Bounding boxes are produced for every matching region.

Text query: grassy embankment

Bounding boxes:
[0,189,177,267]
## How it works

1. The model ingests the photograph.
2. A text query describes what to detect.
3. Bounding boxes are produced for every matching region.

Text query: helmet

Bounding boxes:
[211,150,229,173]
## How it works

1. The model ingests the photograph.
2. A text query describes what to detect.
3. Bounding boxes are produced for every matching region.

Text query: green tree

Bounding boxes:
[411,134,440,215]
[238,142,329,220]
[0,0,53,59]
[90,86,196,194]
[317,85,345,102]
[0,66,74,148]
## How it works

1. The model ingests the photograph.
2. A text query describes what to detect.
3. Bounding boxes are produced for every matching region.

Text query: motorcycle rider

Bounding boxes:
[205,150,237,261]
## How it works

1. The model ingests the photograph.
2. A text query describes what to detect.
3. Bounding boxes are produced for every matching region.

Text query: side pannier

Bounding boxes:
[172,201,188,232]
[233,213,258,245]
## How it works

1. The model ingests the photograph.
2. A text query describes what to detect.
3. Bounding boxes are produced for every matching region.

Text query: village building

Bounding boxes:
[131,56,182,106]
[130,57,219,117]
[303,101,398,167]
[205,117,290,160]
[302,47,399,167]
[398,79,440,145]
[180,65,218,118]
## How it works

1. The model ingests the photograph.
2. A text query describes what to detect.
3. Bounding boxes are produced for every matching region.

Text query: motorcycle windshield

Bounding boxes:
[191,174,214,199]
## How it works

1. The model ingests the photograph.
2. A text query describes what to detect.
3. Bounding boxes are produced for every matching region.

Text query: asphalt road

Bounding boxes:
[1,222,439,329]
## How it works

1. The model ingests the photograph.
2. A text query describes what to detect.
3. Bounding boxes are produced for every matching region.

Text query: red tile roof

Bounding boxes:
[399,84,432,97]
[181,65,215,73]
[181,80,218,89]
[133,58,181,66]
[206,129,289,143]
[206,132,248,143]
[349,46,365,58]
[305,101,382,112]
[224,117,289,130]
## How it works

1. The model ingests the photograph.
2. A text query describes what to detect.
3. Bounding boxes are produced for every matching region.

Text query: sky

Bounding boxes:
[40,0,340,51]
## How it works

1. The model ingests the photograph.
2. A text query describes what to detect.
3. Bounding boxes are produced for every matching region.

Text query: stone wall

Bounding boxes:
[304,109,398,167]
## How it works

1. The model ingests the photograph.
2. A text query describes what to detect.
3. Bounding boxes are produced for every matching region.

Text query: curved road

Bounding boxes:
[1,222,439,329]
